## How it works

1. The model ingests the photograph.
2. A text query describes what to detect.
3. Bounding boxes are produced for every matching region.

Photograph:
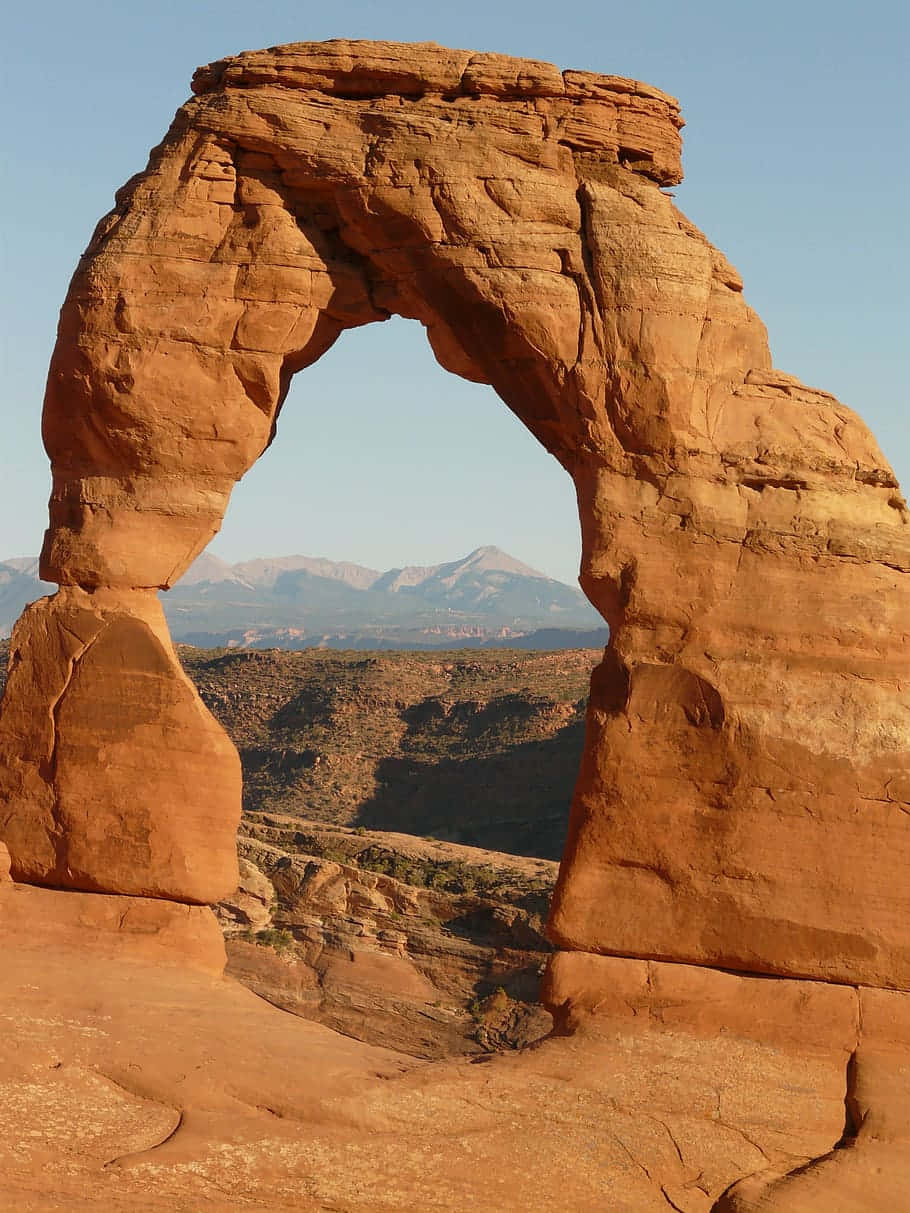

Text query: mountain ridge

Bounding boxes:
[0,546,605,649]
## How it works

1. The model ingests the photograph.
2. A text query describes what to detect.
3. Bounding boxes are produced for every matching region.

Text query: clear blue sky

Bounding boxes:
[2,1,907,584]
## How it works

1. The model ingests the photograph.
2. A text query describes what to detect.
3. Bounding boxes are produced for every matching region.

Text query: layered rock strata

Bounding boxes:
[0,41,907,989]
[220,816,557,1059]
[0,846,226,973]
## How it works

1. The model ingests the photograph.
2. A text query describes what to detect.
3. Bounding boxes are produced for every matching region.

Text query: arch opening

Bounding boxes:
[171,314,601,859]
[204,314,586,591]
[170,311,601,1056]
[1,40,907,1002]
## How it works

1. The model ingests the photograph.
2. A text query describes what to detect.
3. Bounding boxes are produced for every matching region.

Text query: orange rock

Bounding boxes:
[0,41,906,989]
[4,921,909,1210]
[0,588,240,902]
[0,877,226,974]
[542,950,859,1052]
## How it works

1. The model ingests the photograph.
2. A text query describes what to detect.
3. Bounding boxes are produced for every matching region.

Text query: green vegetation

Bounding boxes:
[468,986,511,1023]
[249,927,295,953]
[242,816,556,910]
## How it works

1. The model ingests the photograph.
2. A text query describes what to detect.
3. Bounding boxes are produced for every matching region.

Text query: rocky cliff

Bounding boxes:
[221,815,557,1059]
[185,642,589,1059]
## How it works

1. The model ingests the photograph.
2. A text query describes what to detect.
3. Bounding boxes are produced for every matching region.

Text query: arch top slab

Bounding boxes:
[41,38,691,590]
[3,42,909,984]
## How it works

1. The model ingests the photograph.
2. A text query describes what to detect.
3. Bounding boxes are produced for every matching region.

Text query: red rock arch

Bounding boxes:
[1,42,908,992]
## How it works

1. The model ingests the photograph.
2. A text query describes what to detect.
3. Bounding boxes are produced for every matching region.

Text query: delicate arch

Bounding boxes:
[2,41,908,993]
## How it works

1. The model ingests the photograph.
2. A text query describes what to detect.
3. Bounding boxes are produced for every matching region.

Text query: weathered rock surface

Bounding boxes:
[3,893,910,1211]
[219,815,557,1058]
[0,591,240,901]
[216,853,276,934]
[0,39,907,983]
[542,953,910,1211]
[0,870,226,974]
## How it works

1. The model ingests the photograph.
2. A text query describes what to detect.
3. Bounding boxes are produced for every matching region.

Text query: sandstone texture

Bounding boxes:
[0,590,239,901]
[3,890,910,1211]
[220,814,557,1058]
[0,39,904,981]
[0,868,226,974]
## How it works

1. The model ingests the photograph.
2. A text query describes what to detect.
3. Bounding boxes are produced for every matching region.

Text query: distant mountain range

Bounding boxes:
[0,547,607,650]
[0,559,55,638]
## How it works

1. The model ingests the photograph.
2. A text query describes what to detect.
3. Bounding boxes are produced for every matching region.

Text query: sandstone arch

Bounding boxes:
[1,41,908,992]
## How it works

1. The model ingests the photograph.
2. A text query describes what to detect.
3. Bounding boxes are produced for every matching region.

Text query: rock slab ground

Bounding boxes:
[2,877,910,1211]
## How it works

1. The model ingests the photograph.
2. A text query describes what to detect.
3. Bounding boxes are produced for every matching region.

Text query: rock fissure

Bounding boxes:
[660,1188,688,1213]
[715,1119,773,1168]
[44,626,105,852]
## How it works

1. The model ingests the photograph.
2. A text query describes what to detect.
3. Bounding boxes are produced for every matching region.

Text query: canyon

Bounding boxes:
[0,639,578,1060]
[1,38,908,1211]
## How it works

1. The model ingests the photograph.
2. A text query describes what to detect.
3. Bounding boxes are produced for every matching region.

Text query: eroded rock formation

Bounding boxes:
[0,590,240,901]
[221,815,557,1059]
[1,39,908,965]
[1,38,909,1211]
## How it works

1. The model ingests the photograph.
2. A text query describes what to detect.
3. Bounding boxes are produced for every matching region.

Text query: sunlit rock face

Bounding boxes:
[0,42,907,982]
[0,589,240,902]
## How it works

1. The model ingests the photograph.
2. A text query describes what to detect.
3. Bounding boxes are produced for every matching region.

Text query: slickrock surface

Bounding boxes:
[0,861,226,975]
[3,886,910,1212]
[0,39,905,986]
